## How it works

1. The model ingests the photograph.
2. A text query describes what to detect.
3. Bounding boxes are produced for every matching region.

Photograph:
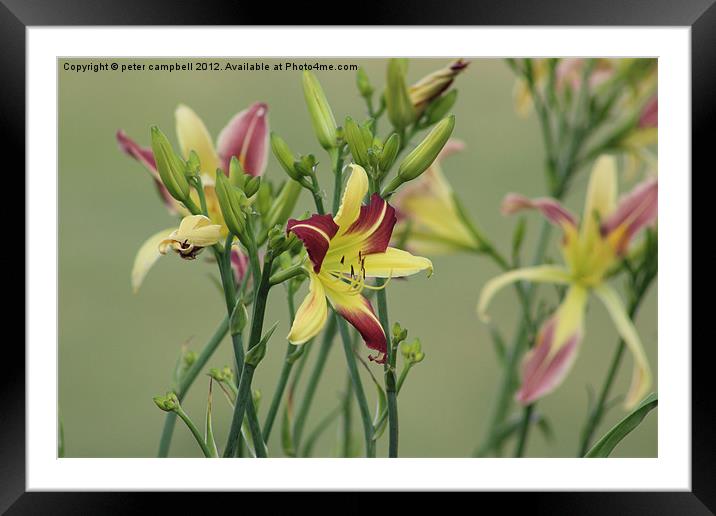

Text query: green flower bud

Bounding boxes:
[245,322,279,367]
[397,115,455,182]
[271,133,301,181]
[356,68,374,98]
[229,156,248,188]
[400,338,425,364]
[186,150,201,179]
[183,350,198,368]
[153,392,180,412]
[215,170,248,238]
[244,176,261,198]
[230,300,249,336]
[391,321,407,343]
[265,180,302,230]
[378,133,401,173]
[268,225,288,253]
[385,59,416,131]
[424,89,458,126]
[302,71,338,150]
[344,116,370,168]
[294,154,317,177]
[150,126,190,202]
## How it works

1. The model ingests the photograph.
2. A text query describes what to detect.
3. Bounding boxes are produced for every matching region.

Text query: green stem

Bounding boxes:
[331,149,343,213]
[158,315,229,457]
[340,374,354,457]
[292,316,337,450]
[309,174,325,215]
[269,263,307,286]
[514,403,535,457]
[262,286,299,441]
[223,253,274,458]
[376,285,398,458]
[174,406,214,458]
[337,316,375,457]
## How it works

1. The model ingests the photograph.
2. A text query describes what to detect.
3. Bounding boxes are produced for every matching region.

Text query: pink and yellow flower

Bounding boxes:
[478,155,657,408]
[119,102,268,291]
[286,164,433,363]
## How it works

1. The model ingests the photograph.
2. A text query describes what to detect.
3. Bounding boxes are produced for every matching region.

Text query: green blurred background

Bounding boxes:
[59,58,657,458]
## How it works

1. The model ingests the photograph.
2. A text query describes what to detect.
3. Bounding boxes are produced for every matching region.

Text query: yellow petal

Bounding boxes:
[477,266,572,321]
[582,155,617,240]
[131,227,177,293]
[175,214,222,247]
[594,284,652,409]
[333,164,369,232]
[287,272,328,344]
[551,285,588,353]
[363,247,433,278]
[175,104,221,176]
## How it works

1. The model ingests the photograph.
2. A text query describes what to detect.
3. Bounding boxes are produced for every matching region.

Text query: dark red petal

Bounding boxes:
[216,102,269,176]
[287,214,339,273]
[600,179,658,255]
[345,193,397,255]
[336,297,387,364]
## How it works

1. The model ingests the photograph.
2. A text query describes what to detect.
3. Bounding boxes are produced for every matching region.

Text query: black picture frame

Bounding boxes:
[6,0,706,512]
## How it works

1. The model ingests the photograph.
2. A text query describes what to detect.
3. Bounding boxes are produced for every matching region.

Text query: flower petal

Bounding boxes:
[334,164,369,232]
[287,214,339,273]
[342,193,397,255]
[638,96,658,128]
[131,227,177,293]
[477,265,572,321]
[231,246,250,285]
[363,247,433,278]
[582,155,617,239]
[287,272,328,345]
[516,317,581,404]
[594,284,652,409]
[501,193,577,230]
[116,130,179,213]
[175,104,221,176]
[216,102,269,176]
[601,179,657,255]
[324,277,386,363]
[176,214,222,247]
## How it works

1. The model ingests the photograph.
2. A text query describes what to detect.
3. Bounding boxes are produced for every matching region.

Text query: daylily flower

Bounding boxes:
[478,155,657,408]
[119,102,269,291]
[392,140,480,254]
[132,215,222,292]
[285,164,433,363]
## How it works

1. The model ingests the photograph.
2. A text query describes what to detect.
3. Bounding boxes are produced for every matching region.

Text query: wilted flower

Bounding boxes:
[158,215,222,259]
[286,164,433,363]
[392,140,480,254]
[478,155,657,408]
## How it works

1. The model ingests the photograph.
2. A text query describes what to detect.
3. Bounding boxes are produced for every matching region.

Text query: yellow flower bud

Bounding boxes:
[302,71,338,150]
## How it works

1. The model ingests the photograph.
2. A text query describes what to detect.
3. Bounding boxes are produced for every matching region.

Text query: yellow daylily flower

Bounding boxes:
[286,164,433,363]
[392,140,480,254]
[478,155,658,408]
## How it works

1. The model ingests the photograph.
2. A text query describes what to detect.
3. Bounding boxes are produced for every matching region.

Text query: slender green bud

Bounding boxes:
[229,156,247,188]
[270,133,301,181]
[230,300,249,336]
[385,59,415,131]
[294,154,317,177]
[424,89,458,126]
[356,68,374,98]
[153,392,180,412]
[398,115,455,182]
[378,133,401,173]
[344,116,370,168]
[214,170,248,238]
[265,180,302,230]
[302,71,338,150]
[244,176,261,198]
[150,126,190,202]
[400,338,425,364]
[245,322,279,367]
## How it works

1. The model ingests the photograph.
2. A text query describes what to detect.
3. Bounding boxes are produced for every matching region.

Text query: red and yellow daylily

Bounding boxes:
[119,102,269,292]
[392,139,480,255]
[286,164,433,363]
[478,155,658,408]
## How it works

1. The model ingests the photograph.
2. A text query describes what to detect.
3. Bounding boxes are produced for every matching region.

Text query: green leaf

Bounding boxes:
[281,405,296,458]
[585,392,657,458]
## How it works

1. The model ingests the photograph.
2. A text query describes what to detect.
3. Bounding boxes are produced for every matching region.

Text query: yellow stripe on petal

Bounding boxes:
[477,265,572,321]
[334,164,369,232]
[175,104,222,176]
[582,155,617,241]
[131,227,177,293]
[363,247,433,278]
[287,272,328,344]
[594,284,652,409]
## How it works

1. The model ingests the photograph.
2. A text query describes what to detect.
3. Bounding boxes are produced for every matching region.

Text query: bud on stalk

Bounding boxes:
[385,59,415,131]
[344,116,370,168]
[150,126,191,203]
[215,170,248,238]
[270,133,301,181]
[302,71,338,150]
